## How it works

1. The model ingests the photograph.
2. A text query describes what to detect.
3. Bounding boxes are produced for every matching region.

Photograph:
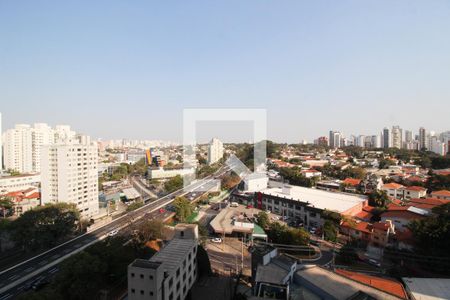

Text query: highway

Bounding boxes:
[0,166,229,299]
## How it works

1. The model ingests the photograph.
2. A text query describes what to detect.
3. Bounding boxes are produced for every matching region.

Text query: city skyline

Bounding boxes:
[1,1,450,142]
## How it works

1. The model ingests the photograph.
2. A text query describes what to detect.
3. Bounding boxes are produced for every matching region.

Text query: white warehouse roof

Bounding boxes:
[260,185,367,213]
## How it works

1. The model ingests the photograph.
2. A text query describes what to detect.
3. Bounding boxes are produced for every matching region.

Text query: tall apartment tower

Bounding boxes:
[207,138,223,165]
[329,131,342,149]
[382,128,390,149]
[419,127,427,150]
[3,124,34,173]
[41,134,99,218]
[391,126,403,149]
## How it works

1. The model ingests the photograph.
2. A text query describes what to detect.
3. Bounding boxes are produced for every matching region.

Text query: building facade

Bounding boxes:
[41,135,99,218]
[207,138,223,165]
[128,224,198,300]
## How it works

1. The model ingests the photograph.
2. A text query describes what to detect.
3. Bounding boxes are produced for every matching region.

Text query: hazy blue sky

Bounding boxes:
[1,1,449,143]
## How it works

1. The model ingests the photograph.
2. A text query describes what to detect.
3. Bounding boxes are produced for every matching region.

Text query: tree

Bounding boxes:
[368,190,390,207]
[267,222,309,246]
[10,203,80,251]
[126,201,144,212]
[256,211,270,229]
[221,174,241,190]
[164,175,184,193]
[0,196,13,218]
[323,220,338,242]
[132,219,164,244]
[336,242,358,265]
[173,196,193,222]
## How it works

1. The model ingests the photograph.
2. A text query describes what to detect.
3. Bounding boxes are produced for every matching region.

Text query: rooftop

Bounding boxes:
[149,238,197,275]
[402,277,450,300]
[260,185,367,213]
[296,266,403,300]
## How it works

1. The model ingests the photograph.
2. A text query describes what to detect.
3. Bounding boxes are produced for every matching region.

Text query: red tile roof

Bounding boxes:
[343,178,361,186]
[372,221,391,231]
[341,220,372,234]
[382,183,404,189]
[382,210,426,220]
[335,269,408,299]
[432,190,450,196]
[404,186,426,192]
[354,210,373,221]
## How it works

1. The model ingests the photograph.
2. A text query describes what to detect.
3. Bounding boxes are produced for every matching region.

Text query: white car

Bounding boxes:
[108,229,119,237]
[211,237,222,243]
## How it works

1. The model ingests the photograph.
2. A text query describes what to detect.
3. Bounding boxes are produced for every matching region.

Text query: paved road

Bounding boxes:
[0,167,230,299]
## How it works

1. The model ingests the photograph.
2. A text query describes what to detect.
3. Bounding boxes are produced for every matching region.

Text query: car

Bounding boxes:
[309,227,317,234]
[265,210,271,214]
[32,278,49,291]
[108,229,119,237]
[368,259,381,267]
[159,208,166,213]
[246,204,254,209]
[211,237,222,243]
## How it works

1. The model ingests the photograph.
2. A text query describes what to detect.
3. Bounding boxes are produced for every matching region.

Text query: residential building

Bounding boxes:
[380,206,429,231]
[41,135,99,218]
[127,224,198,300]
[207,138,223,165]
[431,190,450,201]
[0,173,41,193]
[391,126,402,149]
[0,187,40,216]
[329,131,342,149]
[381,183,405,199]
[148,167,195,179]
[419,127,427,150]
[300,169,322,179]
[402,186,427,200]
[371,135,381,148]
[383,127,390,149]
[3,124,33,173]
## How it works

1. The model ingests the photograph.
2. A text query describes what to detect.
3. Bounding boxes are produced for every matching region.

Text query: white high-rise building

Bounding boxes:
[3,124,34,173]
[207,138,223,165]
[371,135,381,148]
[356,135,365,148]
[41,134,99,218]
[391,126,402,149]
[32,123,55,173]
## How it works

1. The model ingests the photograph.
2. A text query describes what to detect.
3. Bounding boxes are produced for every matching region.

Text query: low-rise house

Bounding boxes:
[402,186,427,200]
[342,178,361,193]
[300,169,322,179]
[371,220,395,248]
[1,188,41,216]
[380,206,429,231]
[353,206,375,222]
[431,190,450,201]
[406,197,450,211]
[382,183,405,199]
[361,173,383,193]
[340,219,395,248]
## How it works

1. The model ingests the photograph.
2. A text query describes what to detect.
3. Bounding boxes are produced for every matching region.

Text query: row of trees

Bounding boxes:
[2,203,82,251]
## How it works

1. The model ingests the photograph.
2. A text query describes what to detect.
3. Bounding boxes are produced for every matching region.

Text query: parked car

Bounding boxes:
[32,278,49,291]
[211,237,222,243]
[159,208,166,213]
[108,229,119,237]
[368,259,381,267]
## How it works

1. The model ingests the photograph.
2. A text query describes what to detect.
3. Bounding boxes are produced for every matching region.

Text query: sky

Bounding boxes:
[1,1,450,143]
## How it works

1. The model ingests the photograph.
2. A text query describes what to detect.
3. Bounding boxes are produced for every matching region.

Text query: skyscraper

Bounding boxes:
[41,134,99,218]
[207,138,224,165]
[391,126,403,149]
[329,131,342,149]
[419,127,427,150]
[383,128,390,149]
[3,124,33,173]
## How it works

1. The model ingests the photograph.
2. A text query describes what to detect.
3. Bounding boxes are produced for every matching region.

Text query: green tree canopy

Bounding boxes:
[173,196,193,222]
[11,203,80,250]
[164,175,184,193]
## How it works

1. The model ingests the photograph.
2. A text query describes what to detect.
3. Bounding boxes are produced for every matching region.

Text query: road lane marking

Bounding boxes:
[7,275,19,281]
[0,293,12,300]
[24,267,34,273]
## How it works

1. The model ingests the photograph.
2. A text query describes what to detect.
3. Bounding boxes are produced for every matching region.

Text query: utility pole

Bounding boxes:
[241,236,244,273]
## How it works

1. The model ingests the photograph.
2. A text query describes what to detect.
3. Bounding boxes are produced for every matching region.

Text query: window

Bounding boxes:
[140,290,144,295]
[131,273,135,277]
[150,291,154,296]
[140,274,144,279]
[176,268,180,277]
[169,278,173,287]
[149,275,154,280]
[131,289,135,293]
